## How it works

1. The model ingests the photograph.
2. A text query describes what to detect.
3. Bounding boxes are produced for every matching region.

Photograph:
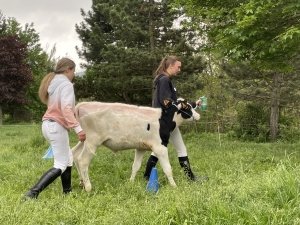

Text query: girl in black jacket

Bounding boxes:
[144,55,208,182]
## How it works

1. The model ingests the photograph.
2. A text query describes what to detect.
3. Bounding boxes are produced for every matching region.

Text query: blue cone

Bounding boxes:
[146,168,159,193]
[42,146,53,159]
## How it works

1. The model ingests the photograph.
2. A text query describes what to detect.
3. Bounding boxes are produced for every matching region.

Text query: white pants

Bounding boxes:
[152,127,187,157]
[42,120,73,172]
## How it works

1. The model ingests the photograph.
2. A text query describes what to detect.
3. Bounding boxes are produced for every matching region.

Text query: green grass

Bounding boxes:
[1,125,300,224]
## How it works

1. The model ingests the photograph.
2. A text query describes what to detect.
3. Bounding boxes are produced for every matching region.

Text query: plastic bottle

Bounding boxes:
[199,96,207,110]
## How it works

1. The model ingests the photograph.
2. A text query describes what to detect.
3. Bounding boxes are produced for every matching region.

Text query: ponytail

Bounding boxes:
[38,72,55,104]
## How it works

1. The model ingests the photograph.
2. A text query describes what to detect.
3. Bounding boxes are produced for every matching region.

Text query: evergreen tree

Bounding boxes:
[75,0,205,105]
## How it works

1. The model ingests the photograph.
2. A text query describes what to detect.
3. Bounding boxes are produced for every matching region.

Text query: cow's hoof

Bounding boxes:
[85,184,92,192]
[79,181,84,189]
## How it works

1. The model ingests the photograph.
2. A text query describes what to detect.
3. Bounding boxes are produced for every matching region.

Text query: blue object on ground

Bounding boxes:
[42,145,53,159]
[146,168,159,193]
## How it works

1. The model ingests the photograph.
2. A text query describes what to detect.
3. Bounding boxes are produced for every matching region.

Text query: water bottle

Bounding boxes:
[199,96,207,110]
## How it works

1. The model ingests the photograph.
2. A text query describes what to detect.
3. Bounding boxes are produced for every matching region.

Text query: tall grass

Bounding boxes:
[1,125,300,224]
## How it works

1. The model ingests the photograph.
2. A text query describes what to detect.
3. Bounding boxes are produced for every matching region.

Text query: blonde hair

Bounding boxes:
[154,55,180,81]
[39,58,76,104]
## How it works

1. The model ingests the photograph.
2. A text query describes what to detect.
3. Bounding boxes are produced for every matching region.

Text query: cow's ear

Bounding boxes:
[181,100,189,109]
[163,98,173,107]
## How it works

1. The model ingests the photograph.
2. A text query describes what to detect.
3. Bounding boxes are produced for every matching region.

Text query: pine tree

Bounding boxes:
[75,0,205,105]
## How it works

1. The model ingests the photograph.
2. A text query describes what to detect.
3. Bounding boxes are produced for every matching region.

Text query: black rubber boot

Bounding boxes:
[61,166,72,194]
[144,155,159,180]
[22,167,62,200]
[178,156,209,182]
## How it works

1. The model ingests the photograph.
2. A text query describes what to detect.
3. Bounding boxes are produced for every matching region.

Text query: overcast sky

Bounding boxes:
[1,0,92,71]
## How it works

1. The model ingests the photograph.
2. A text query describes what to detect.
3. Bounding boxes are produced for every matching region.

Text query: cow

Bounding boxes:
[71,98,200,192]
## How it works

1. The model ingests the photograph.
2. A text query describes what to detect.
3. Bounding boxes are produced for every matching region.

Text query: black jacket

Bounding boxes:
[152,74,197,109]
[152,74,177,109]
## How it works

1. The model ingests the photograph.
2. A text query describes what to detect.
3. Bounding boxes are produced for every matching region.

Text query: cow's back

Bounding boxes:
[76,102,162,151]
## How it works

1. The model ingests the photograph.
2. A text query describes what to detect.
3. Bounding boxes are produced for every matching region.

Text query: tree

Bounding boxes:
[44,43,59,73]
[173,0,300,140]
[0,14,49,122]
[0,34,33,124]
[75,0,205,105]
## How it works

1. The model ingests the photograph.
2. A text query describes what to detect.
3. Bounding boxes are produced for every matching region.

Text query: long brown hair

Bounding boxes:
[38,58,76,104]
[154,55,180,81]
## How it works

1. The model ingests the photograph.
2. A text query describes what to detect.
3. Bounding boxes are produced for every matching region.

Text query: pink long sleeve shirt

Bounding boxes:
[42,74,82,133]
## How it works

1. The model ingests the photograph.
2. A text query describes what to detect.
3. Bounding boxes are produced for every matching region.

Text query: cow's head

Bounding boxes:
[174,98,200,121]
[159,98,200,146]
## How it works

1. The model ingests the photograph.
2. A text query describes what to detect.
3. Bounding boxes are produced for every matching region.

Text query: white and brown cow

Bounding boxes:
[72,98,200,192]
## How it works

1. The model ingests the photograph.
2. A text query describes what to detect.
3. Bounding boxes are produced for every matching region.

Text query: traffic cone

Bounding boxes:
[42,145,53,159]
[146,168,159,193]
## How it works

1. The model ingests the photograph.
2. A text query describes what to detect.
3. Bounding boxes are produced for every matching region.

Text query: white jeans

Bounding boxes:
[42,120,73,172]
[152,127,187,157]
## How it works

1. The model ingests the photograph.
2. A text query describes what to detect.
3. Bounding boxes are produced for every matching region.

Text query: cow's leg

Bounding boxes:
[77,141,98,192]
[71,141,85,188]
[153,147,176,186]
[130,149,146,181]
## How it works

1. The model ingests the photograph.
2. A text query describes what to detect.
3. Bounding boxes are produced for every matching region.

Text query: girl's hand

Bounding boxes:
[77,130,86,142]
[196,99,202,106]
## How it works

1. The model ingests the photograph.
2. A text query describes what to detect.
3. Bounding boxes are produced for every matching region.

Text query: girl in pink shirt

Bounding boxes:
[23,58,86,200]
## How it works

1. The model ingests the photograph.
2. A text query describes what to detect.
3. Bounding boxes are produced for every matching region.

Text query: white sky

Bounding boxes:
[1,0,92,71]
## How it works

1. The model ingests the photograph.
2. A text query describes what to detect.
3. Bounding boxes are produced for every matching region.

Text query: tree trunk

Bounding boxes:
[0,105,2,125]
[122,91,132,104]
[149,0,156,104]
[149,0,155,52]
[270,72,281,141]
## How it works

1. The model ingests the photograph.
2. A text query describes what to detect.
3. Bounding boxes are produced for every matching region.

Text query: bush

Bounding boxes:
[3,114,13,124]
[231,103,270,142]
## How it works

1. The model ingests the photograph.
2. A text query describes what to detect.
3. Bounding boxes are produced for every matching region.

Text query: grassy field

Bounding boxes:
[1,125,300,224]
